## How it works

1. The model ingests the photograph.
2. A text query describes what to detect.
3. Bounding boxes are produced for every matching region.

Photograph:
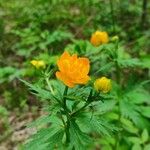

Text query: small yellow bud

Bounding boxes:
[30,60,46,69]
[94,77,111,93]
[111,35,119,42]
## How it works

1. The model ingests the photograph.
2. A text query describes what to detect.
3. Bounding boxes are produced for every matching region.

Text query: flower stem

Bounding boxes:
[115,41,120,84]
[109,0,116,33]
[114,42,122,150]
[63,86,68,110]
[71,101,90,117]
[45,77,54,95]
[62,86,70,145]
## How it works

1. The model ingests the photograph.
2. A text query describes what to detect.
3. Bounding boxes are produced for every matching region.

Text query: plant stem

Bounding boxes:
[71,101,90,117]
[114,41,121,150]
[45,77,54,95]
[115,41,120,84]
[140,0,148,29]
[63,86,68,109]
[109,0,115,33]
[62,86,70,145]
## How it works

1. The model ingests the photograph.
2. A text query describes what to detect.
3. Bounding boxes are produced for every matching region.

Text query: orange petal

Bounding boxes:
[79,58,90,74]
[76,75,90,84]
[60,51,70,60]
[56,71,75,88]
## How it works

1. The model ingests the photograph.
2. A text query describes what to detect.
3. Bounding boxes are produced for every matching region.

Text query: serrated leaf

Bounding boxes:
[24,126,64,150]
[69,120,92,150]
[95,62,114,73]
[141,129,149,143]
[95,100,116,115]
[77,113,119,137]
[126,88,150,104]
[26,115,51,128]
[117,58,141,68]
[120,99,150,129]
[20,79,57,101]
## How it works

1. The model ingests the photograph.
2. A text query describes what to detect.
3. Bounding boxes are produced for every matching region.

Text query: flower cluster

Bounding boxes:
[56,51,111,93]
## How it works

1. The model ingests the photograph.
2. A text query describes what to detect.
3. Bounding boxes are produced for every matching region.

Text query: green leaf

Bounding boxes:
[140,106,150,118]
[69,120,92,150]
[126,88,150,104]
[24,126,64,150]
[128,137,142,144]
[95,100,116,115]
[77,113,119,137]
[121,117,138,134]
[20,79,56,101]
[144,144,150,150]
[26,115,51,128]
[132,144,142,150]
[95,62,114,74]
[117,58,141,68]
[0,67,18,83]
[140,55,150,68]
[0,106,8,116]
[120,99,150,129]
[141,129,149,143]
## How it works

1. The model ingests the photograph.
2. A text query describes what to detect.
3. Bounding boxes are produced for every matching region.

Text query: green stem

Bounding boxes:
[116,63,120,84]
[109,0,116,33]
[45,77,54,95]
[62,86,70,145]
[71,101,90,117]
[114,42,121,150]
[65,118,70,144]
[115,41,120,84]
[63,86,68,109]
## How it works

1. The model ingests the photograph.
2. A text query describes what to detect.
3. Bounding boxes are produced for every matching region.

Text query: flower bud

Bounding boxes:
[90,31,109,47]
[111,35,119,42]
[30,60,46,69]
[94,77,111,93]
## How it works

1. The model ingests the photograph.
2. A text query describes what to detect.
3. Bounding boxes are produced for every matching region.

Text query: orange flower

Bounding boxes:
[56,51,90,88]
[90,31,109,46]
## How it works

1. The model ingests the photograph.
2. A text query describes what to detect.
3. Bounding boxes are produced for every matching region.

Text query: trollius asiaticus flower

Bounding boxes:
[90,31,109,46]
[94,77,111,93]
[30,60,46,69]
[56,51,90,88]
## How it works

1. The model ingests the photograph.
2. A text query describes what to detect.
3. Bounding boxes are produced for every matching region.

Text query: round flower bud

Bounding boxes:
[111,35,119,42]
[94,77,111,93]
[90,31,109,47]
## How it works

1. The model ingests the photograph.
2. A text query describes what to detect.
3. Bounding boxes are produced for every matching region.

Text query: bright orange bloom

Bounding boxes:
[90,31,109,46]
[56,51,90,88]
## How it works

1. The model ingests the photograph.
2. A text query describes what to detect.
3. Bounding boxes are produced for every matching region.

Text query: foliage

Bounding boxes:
[0,0,150,149]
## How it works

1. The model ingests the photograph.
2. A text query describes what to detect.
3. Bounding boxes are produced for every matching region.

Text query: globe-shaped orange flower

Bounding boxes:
[90,31,109,47]
[56,51,90,88]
